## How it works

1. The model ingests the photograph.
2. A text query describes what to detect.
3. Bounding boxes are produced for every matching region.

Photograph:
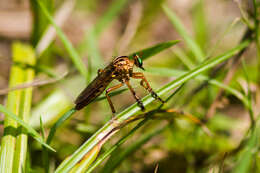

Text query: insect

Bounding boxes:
[74,54,164,115]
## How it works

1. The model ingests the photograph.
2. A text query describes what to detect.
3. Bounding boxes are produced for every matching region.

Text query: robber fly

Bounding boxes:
[74,54,164,114]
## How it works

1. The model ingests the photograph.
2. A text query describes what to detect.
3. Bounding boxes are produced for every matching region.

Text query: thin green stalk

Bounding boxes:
[54,40,250,173]
[42,108,77,173]
[46,108,77,144]
[241,59,255,127]
[12,43,36,173]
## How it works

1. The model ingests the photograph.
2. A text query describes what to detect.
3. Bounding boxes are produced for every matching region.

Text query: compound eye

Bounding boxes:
[137,57,143,67]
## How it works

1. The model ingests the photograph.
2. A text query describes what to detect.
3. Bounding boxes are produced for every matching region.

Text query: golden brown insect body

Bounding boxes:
[75,55,164,114]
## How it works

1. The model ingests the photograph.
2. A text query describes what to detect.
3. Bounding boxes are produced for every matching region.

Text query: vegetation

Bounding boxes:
[0,0,259,172]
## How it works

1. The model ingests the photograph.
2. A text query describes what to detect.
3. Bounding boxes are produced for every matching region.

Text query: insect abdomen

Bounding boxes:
[74,75,113,110]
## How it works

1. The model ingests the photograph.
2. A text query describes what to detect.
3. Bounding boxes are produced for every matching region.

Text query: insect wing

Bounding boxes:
[75,70,113,110]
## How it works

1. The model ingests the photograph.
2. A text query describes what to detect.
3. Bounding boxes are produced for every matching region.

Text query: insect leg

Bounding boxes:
[132,72,165,103]
[124,80,145,111]
[106,83,124,114]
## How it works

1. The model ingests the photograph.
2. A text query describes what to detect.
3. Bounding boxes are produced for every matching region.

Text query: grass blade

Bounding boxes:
[232,117,260,173]
[12,43,36,173]
[46,108,77,145]
[78,0,129,72]
[162,5,205,62]
[85,119,148,173]
[69,145,101,173]
[146,67,248,107]
[42,108,77,173]
[36,0,87,77]
[54,40,250,173]
[94,0,129,36]
[192,0,208,51]
[30,0,54,46]
[101,125,168,173]
[86,85,184,172]
[172,46,196,69]
[0,43,25,173]
[128,40,180,60]
[0,105,55,152]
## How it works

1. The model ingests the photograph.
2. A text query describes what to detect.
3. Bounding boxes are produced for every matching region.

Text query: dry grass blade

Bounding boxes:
[154,164,159,173]
[0,71,67,95]
[36,0,76,55]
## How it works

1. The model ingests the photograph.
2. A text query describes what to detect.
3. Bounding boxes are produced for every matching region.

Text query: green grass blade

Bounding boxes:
[69,145,101,173]
[145,67,248,107]
[0,43,25,173]
[54,40,250,173]
[30,0,54,46]
[94,0,129,36]
[35,0,87,77]
[241,59,254,125]
[232,117,260,173]
[12,43,36,173]
[101,125,168,173]
[0,104,55,152]
[173,46,196,69]
[192,0,208,51]
[42,108,77,173]
[78,0,129,72]
[46,108,77,144]
[162,5,205,62]
[85,119,148,173]
[128,40,180,60]
[86,85,184,172]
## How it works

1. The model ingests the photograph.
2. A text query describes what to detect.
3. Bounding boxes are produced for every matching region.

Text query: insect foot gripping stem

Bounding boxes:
[137,100,145,111]
[151,91,165,103]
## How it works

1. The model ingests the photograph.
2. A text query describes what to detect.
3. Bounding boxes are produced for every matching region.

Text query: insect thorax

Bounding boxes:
[112,56,134,81]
